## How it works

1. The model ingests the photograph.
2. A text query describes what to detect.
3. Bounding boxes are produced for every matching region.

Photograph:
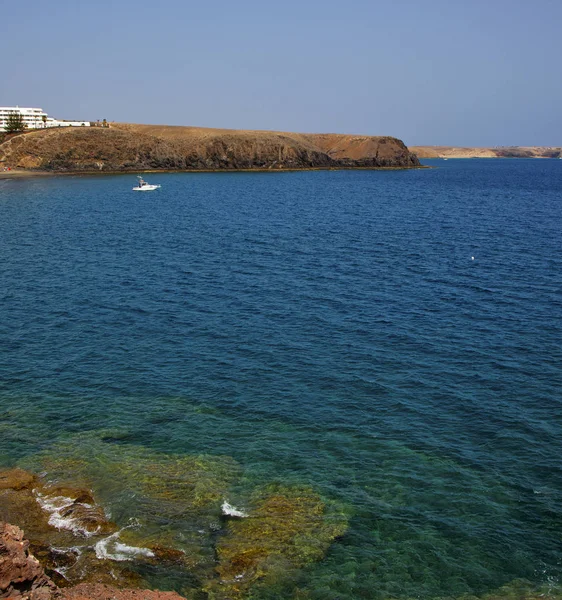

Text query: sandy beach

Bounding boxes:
[0,169,55,179]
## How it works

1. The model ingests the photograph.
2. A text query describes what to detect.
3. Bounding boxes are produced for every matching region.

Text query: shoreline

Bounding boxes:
[0,165,429,180]
[0,169,58,179]
[421,156,561,159]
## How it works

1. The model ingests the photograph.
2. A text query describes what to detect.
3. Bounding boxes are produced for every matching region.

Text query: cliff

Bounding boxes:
[0,124,420,172]
[411,145,562,159]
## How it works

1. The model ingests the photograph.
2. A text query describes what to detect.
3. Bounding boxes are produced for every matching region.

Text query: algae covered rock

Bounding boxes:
[12,432,351,598]
[35,485,118,537]
[22,430,240,517]
[0,468,37,491]
[18,430,243,589]
[0,467,141,588]
[209,484,348,597]
[474,579,562,600]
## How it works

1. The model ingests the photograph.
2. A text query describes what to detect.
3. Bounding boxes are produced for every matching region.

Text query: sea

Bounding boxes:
[0,159,561,599]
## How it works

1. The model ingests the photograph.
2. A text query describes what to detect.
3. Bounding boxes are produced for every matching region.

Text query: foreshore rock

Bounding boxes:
[0,124,421,172]
[0,522,58,600]
[0,468,555,600]
[58,584,185,600]
[0,522,186,600]
[0,469,141,590]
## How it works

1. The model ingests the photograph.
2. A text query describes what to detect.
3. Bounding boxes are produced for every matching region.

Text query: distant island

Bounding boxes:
[0,123,421,173]
[411,145,562,159]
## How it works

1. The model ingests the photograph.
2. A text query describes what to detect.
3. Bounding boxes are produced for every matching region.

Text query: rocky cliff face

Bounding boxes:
[0,522,58,600]
[305,133,420,167]
[0,124,420,172]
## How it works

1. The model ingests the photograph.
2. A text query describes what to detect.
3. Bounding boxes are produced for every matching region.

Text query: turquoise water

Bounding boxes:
[1,160,561,598]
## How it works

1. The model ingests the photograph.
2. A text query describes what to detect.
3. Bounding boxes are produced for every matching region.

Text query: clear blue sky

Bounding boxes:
[2,0,561,146]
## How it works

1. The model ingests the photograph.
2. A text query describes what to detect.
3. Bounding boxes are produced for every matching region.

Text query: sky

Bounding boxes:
[1,0,561,146]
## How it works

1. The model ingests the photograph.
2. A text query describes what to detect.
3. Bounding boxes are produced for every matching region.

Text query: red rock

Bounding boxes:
[0,523,188,600]
[0,522,58,600]
[58,583,185,600]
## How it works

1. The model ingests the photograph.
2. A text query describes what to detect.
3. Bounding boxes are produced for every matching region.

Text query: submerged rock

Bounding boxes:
[6,439,351,598]
[0,469,36,491]
[21,431,241,570]
[0,471,58,546]
[2,442,240,592]
[0,469,140,588]
[208,484,348,598]
[474,579,562,600]
[0,469,117,543]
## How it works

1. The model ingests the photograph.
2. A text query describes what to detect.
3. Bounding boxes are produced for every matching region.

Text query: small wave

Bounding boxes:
[222,501,248,518]
[94,530,154,562]
[35,492,100,538]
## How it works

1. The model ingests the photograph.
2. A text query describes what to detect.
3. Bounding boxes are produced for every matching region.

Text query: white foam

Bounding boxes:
[50,545,83,557]
[35,492,99,538]
[94,531,154,562]
[222,501,248,518]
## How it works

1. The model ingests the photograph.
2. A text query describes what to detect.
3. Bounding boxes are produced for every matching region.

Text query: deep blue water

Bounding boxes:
[1,160,561,599]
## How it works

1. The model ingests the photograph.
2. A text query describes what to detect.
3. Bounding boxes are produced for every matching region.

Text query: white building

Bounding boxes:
[0,106,90,131]
[46,118,91,128]
[0,106,48,130]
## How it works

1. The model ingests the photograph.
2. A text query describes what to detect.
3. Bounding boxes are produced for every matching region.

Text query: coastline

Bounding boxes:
[0,165,429,180]
[0,124,422,173]
[1,466,556,600]
[411,145,562,159]
[0,169,57,179]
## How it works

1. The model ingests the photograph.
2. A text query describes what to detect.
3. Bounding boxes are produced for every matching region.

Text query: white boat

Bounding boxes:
[133,176,161,191]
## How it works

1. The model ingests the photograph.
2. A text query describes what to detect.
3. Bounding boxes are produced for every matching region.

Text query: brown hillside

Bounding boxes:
[304,133,413,164]
[0,124,420,172]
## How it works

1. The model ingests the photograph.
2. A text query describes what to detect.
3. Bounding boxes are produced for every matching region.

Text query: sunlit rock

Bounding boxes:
[0,521,58,600]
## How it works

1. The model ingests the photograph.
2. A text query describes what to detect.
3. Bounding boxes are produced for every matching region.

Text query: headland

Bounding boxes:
[0,124,421,174]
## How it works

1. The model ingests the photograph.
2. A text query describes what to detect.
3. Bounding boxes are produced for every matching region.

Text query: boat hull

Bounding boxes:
[133,185,160,191]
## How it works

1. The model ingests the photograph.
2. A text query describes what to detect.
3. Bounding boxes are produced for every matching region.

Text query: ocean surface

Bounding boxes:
[0,159,561,599]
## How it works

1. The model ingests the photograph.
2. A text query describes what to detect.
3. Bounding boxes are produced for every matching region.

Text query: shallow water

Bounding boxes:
[1,160,561,598]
